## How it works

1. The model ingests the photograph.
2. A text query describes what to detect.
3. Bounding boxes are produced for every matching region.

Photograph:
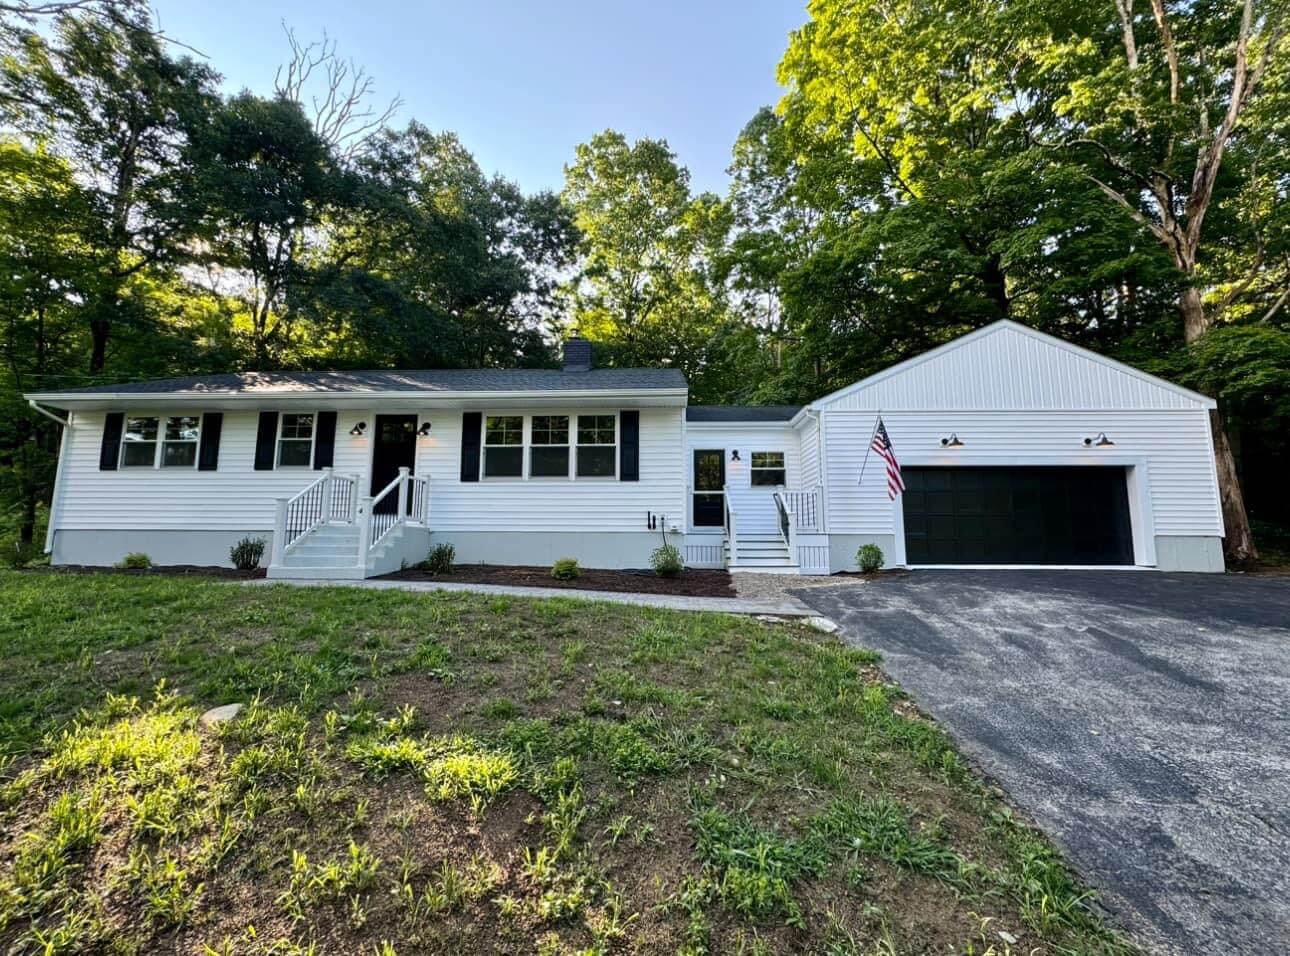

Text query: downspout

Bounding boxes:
[812,409,829,534]
[27,400,71,554]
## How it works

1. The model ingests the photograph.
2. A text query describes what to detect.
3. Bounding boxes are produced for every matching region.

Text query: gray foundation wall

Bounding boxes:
[828,534,899,573]
[52,529,274,568]
[431,531,678,570]
[1154,535,1225,573]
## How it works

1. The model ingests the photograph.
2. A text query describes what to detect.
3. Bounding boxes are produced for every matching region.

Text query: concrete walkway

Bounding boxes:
[249,576,812,616]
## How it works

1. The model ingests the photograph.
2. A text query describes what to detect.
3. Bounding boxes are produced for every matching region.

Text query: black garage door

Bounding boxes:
[903,467,1134,565]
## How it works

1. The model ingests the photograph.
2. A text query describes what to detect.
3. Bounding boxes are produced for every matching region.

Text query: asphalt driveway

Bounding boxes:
[794,571,1290,955]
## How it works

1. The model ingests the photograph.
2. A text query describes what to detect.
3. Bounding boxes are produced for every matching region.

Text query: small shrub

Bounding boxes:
[116,552,152,570]
[551,557,580,581]
[856,543,884,573]
[229,536,266,570]
[423,542,455,574]
[650,543,684,578]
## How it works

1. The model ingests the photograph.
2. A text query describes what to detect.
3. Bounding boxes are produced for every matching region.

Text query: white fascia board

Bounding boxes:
[23,388,690,410]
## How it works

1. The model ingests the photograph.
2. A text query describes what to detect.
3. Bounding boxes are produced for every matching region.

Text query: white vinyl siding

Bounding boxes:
[55,410,368,531]
[821,409,1222,539]
[817,322,1212,412]
[798,416,821,491]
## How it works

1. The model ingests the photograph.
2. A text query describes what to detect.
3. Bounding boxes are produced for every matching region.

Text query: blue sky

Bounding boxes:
[152,0,806,196]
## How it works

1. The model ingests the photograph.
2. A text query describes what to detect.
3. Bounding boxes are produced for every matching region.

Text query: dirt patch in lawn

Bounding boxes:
[380,563,736,597]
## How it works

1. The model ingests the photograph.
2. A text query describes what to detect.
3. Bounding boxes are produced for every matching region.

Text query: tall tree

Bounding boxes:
[1,6,217,372]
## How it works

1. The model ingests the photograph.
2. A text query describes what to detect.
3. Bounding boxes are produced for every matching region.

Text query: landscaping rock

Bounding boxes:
[199,702,243,727]
[805,616,839,634]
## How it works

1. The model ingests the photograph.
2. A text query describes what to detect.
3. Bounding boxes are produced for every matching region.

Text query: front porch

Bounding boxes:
[683,483,829,575]
[268,466,431,579]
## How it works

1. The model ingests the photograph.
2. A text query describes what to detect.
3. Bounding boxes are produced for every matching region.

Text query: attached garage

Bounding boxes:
[796,320,1227,573]
[902,466,1134,566]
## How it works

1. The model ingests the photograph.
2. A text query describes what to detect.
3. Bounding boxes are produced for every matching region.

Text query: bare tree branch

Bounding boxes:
[274,24,403,162]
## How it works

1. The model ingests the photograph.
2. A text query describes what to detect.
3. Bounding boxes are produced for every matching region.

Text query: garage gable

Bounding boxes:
[812,320,1215,412]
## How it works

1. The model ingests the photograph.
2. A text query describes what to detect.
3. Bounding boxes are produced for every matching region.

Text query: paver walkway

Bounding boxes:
[250,576,812,616]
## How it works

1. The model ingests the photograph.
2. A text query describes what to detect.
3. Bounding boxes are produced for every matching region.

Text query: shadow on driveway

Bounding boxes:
[793,571,1290,955]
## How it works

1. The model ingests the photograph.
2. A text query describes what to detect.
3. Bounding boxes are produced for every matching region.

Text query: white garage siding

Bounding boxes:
[822,409,1224,541]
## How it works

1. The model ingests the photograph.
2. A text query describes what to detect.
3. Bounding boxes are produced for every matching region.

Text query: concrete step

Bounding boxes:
[281,554,363,568]
[267,564,368,580]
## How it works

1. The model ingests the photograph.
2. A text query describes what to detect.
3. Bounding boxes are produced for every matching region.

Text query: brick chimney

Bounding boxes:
[562,336,592,372]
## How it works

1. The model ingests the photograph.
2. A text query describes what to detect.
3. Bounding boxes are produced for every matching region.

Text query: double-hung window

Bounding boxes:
[530,415,570,477]
[576,415,616,478]
[483,415,523,478]
[121,415,202,468]
[277,413,314,467]
[750,451,786,487]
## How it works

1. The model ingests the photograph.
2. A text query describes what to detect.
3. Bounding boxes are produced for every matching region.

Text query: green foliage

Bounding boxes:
[116,552,152,570]
[423,542,455,574]
[551,557,580,581]
[649,543,684,577]
[856,544,884,573]
[228,536,265,571]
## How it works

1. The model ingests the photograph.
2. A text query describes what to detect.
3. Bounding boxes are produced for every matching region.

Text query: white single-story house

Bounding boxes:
[25,320,1226,577]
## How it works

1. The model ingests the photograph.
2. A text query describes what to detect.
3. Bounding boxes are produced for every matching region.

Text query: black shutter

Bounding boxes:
[99,412,124,470]
[197,413,223,471]
[254,411,278,471]
[313,411,337,469]
[460,412,482,482]
[620,410,639,481]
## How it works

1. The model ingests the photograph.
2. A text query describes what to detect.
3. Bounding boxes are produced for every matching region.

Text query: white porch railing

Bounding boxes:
[272,468,359,564]
[359,467,430,563]
[780,485,823,531]
[773,490,798,565]
[724,486,739,569]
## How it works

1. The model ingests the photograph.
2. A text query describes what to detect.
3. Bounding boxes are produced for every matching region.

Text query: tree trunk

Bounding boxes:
[89,318,109,373]
[1209,409,1257,566]
[1179,285,1207,344]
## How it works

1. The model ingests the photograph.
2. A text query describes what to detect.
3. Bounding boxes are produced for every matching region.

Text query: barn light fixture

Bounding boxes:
[417,421,432,436]
[940,433,964,448]
[730,449,741,462]
[1084,433,1114,447]
[349,421,367,436]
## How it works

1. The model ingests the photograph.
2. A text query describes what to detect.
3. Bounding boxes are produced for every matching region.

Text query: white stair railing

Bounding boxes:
[724,485,739,569]
[272,468,359,565]
[773,491,798,565]
[781,485,822,531]
[357,467,432,566]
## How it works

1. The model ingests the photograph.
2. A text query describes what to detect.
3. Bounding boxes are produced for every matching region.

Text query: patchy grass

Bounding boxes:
[0,571,1135,953]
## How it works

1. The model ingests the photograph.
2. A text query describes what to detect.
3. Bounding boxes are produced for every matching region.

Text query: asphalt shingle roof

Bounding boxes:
[685,405,802,422]
[51,367,688,395]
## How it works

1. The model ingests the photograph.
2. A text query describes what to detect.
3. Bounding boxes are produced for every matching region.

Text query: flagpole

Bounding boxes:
[858,410,882,486]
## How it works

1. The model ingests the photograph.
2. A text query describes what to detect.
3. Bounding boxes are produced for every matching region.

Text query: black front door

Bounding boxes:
[692,449,726,527]
[371,415,417,513]
[902,466,1134,565]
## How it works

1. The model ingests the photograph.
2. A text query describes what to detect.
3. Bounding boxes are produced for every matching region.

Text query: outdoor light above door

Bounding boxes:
[940,433,964,447]
[730,449,741,462]
[1084,433,1114,447]
[417,421,432,436]
[349,421,367,436]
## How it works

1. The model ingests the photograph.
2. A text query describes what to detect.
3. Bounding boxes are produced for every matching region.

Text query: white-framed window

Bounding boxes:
[750,451,786,487]
[277,412,315,467]
[121,416,159,467]
[576,414,616,478]
[483,414,524,478]
[120,414,202,468]
[529,415,570,478]
[162,415,200,467]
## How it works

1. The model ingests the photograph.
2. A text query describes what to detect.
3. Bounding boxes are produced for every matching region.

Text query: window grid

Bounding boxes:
[277,413,315,468]
[750,451,786,487]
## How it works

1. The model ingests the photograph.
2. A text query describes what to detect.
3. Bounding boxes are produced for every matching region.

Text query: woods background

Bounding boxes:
[1,0,1285,565]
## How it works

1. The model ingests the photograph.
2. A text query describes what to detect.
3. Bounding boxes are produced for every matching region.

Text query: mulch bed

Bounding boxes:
[379,564,737,597]
[32,565,268,579]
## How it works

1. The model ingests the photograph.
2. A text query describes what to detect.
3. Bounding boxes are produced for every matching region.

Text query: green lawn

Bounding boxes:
[0,571,1133,954]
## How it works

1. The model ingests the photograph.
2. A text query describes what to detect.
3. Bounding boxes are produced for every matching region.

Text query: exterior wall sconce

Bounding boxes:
[1084,433,1114,447]
[730,449,741,462]
[417,421,432,436]
[940,433,964,447]
[349,421,367,436]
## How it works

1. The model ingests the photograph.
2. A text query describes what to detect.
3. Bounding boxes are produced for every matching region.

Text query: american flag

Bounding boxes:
[870,418,904,500]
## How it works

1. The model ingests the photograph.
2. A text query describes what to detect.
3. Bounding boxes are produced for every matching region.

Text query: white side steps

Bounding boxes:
[730,534,799,573]
[268,524,365,580]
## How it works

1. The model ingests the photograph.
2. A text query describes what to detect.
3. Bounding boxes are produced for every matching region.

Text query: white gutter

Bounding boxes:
[26,398,69,426]
[28,401,72,554]
[22,387,691,406]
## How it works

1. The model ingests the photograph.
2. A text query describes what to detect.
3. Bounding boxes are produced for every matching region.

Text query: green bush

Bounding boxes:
[229,536,266,570]
[116,552,152,570]
[857,544,884,573]
[650,543,684,578]
[551,557,580,581]
[424,542,455,574]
